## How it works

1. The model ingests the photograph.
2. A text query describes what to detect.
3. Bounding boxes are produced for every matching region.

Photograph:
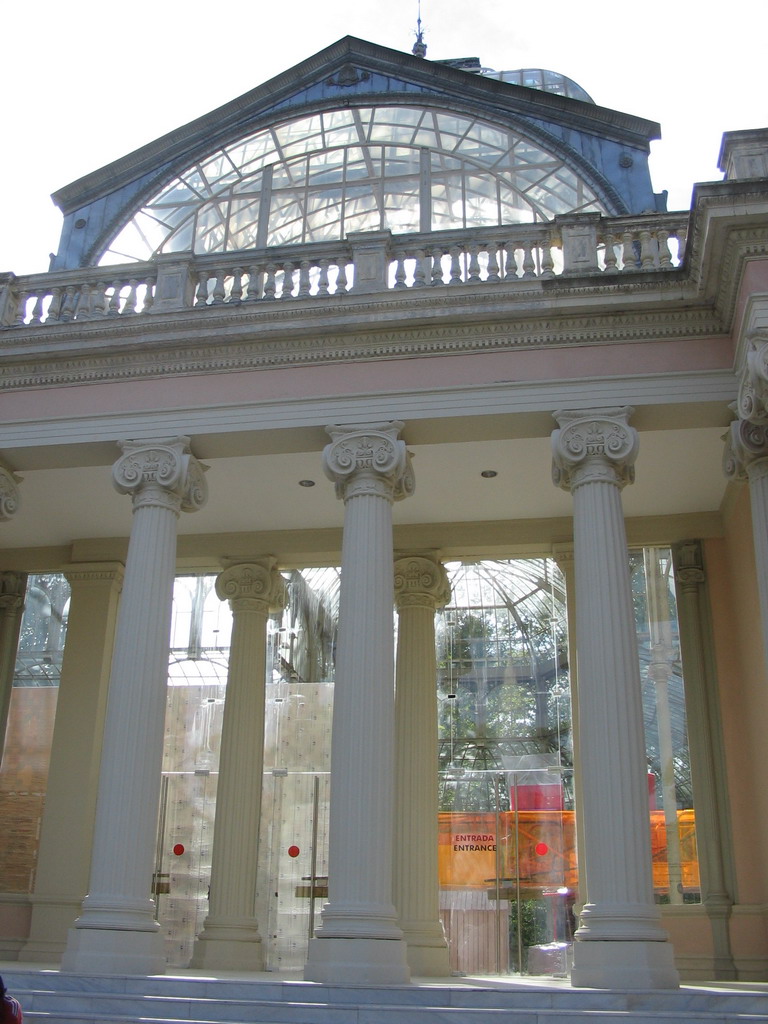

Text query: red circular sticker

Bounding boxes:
[288,845,300,858]
[173,843,185,856]
[535,842,549,856]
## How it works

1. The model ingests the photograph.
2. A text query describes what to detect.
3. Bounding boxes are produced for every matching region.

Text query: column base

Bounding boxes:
[304,936,410,984]
[570,939,679,989]
[190,925,264,971]
[401,921,451,977]
[61,925,166,975]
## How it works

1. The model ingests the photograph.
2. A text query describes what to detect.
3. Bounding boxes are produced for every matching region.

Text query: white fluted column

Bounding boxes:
[552,408,679,989]
[191,560,287,970]
[305,421,413,984]
[0,572,26,761]
[62,437,207,975]
[393,554,451,977]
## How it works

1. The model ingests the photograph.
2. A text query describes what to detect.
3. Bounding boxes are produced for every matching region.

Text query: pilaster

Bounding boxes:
[0,572,26,762]
[393,554,451,977]
[305,421,413,984]
[191,560,287,970]
[552,408,679,989]
[672,541,736,979]
[62,437,207,975]
[23,564,124,961]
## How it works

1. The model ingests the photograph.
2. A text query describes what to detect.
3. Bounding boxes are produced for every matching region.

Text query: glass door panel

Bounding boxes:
[439,767,576,977]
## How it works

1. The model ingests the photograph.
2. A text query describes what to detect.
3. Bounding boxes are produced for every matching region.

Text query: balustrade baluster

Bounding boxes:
[486,243,502,283]
[521,244,536,279]
[46,287,62,323]
[14,291,28,326]
[76,284,93,320]
[621,230,637,272]
[298,260,312,297]
[194,272,210,306]
[317,259,330,296]
[466,243,481,283]
[263,264,277,300]
[540,242,556,280]
[412,249,427,288]
[280,263,295,299]
[335,262,348,295]
[244,265,261,301]
[91,282,108,317]
[449,245,463,285]
[393,251,407,289]
[29,295,45,324]
[602,233,618,273]
[211,271,226,305]
[230,267,243,303]
[61,285,80,322]
[107,281,124,316]
[639,229,656,271]
[430,247,444,286]
[121,280,139,315]
[143,279,155,312]
[656,230,672,270]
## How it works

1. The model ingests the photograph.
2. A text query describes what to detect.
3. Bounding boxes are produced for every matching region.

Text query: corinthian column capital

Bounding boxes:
[736,332,768,424]
[215,560,287,614]
[0,570,26,612]
[552,407,638,492]
[723,418,768,482]
[323,421,414,502]
[394,555,451,611]
[112,436,208,513]
[0,464,22,521]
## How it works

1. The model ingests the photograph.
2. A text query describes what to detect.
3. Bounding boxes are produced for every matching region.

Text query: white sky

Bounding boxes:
[1,0,765,275]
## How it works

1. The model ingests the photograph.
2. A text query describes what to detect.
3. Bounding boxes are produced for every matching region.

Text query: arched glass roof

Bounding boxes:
[100,103,609,264]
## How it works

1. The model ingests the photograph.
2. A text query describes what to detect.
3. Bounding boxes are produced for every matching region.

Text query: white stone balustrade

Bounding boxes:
[0,214,689,328]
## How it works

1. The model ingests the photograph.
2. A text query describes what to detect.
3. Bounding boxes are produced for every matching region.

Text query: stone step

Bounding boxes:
[3,970,767,1024]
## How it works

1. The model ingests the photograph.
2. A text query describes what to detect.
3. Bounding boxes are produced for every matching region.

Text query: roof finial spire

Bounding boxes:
[412,0,427,58]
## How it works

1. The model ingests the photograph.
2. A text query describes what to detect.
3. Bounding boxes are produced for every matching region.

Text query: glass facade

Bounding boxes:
[0,556,700,971]
[101,106,608,264]
[0,574,70,893]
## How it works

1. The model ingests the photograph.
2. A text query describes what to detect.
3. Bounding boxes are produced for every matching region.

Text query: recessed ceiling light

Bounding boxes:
[480,469,498,478]
[299,479,316,487]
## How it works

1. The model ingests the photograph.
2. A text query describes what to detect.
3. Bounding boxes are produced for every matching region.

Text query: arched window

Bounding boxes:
[101,105,609,264]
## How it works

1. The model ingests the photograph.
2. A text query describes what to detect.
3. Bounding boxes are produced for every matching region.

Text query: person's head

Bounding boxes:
[0,976,5,998]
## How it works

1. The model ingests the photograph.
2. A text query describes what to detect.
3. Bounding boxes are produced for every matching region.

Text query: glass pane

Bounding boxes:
[0,574,70,894]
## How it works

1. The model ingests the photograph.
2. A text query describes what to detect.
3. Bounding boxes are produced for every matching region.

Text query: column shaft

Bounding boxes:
[62,437,206,975]
[305,421,413,984]
[23,565,123,960]
[394,556,450,977]
[553,409,678,989]
[191,561,286,970]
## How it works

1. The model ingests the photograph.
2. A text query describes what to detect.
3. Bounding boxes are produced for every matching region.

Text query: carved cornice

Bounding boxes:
[551,407,638,492]
[0,465,22,521]
[112,436,208,513]
[323,421,414,503]
[393,556,451,610]
[0,291,723,392]
[215,560,287,614]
